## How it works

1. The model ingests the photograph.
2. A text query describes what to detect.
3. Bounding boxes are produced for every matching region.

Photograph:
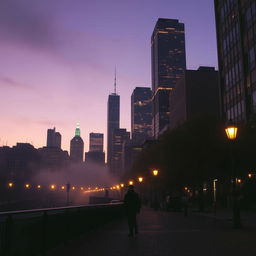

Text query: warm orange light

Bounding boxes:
[184,187,188,191]
[248,173,252,178]
[129,180,133,185]
[61,186,65,190]
[25,184,30,189]
[8,182,13,188]
[120,183,124,188]
[37,185,41,189]
[116,185,120,189]
[138,177,143,183]
[51,184,56,190]
[81,187,84,190]
[225,126,238,140]
[72,186,75,190]
[152,169,159,176]
[237,179,242,184]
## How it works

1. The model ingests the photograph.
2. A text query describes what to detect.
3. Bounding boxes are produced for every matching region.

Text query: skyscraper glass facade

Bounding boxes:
[215,0,256,122]
[151,18,186,137]
[131,87,152,144]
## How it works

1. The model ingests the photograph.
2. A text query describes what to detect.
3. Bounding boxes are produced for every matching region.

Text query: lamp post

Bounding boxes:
[225,121,241,228]
[152,169,159,210]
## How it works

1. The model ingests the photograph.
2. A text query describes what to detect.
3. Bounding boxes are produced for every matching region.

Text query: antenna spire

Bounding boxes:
[114,67,116,94]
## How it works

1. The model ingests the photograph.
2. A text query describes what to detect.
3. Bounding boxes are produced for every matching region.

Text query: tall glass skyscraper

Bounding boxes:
[131,87,152,144]
[107,93,120,166]
[215,0,256,123]
[151,18,186,137]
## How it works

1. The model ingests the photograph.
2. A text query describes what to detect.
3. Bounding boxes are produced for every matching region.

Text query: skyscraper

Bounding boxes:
[107,72,120,167]
[111,128,130,176]
[215,0,256,123]
[131,87,152,144]
[89,133,104,152]
[169,67,220,129]
[85,133,105,165]
[70,123,84,162]
[47,127,61,148]
[151,18,186,137]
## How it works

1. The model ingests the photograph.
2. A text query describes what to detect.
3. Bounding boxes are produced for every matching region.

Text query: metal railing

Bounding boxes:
[0,203,124,256]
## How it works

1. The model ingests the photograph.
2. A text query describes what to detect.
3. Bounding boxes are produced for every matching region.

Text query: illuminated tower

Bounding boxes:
[151,18,186,137]
[70,123,84,162]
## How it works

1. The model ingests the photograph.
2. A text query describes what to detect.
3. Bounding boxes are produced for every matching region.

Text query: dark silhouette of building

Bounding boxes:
[107,93,120,166]
[131,87,152,144]
[47,128,61,148]
[151,18,186,137]
[70,123,84,162]
[169,67,220,129]
[85,133,105,164]
[111,128,130,176]
[215,0,256,123]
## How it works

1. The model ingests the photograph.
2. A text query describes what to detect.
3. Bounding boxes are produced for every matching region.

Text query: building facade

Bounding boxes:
[169,67,220,129]
[70,124,84,162]
[107,93,120,166]
[215,0,256,123]
[111,128,130,176]
[131,87,152,144]
[85,133,105,165]
[89,133,104,152]
[47,128,61,148]
[151,18,186,137]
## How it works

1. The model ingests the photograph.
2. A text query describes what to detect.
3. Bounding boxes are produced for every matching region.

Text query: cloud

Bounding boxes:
[0,0,57,51]
[0,76,28,89]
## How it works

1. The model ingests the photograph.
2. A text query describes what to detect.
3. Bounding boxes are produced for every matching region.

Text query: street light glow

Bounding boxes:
[37,185,41,189]
[25,184,30,189]
[138,177,143,183]
[129,180,133,185]
[152,169,159,176]
[120,183,124,188]
[51,184,56,189]
[225,125,238,140]
[8,182,13,188]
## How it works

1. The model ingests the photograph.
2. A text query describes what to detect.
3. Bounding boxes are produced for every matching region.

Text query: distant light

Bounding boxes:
[51,184,56,190]
[152,169,159,176]
[138,177,143,183]
[120,183,124,188]
[61,186,65,190]
[129,181,133,185]
[248,173,252,178]
[25,184,30,189]
[37,185,41,189]
[116,185,120,189]
[184,187,188,191]
[237,179,242,184]
[8,182,13,188]
[72,186,75,190]
[81,187,84,190]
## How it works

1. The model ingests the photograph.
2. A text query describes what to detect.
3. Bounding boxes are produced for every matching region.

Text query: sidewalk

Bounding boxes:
[48,207,256,256]
[193,208,256,228]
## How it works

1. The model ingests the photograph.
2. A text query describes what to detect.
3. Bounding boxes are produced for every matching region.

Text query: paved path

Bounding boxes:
[48,208,256,256]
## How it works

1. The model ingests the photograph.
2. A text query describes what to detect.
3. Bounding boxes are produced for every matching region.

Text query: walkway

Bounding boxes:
[48,208,256,256]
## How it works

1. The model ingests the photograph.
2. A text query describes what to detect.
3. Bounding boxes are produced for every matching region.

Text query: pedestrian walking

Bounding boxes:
[124,185,141,237]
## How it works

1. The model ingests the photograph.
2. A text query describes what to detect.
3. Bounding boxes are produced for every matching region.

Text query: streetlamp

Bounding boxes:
[138,177,143,183]
[152,169,159,210]
[225,121,241,228]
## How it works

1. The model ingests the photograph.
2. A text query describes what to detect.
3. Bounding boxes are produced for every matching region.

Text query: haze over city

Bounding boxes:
[0,0,217,152]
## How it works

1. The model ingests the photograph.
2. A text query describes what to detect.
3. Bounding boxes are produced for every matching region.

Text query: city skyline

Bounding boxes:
[0,0,218,153]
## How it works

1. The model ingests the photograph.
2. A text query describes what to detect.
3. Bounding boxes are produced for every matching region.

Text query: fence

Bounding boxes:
[0,203,124,255]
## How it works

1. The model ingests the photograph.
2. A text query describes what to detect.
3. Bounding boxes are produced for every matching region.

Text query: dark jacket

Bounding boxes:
[124,190,141,214]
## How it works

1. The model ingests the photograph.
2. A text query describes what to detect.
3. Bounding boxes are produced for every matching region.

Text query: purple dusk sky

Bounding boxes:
[0,0,218,153]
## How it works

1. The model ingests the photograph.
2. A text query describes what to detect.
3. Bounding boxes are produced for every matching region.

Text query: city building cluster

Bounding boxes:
[1,0,256,185]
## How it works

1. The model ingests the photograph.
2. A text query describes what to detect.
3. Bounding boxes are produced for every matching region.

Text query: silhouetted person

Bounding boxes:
[124,185,141,237]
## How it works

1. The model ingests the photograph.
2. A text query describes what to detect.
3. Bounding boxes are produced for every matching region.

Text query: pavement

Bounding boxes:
[48,208,256,256]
